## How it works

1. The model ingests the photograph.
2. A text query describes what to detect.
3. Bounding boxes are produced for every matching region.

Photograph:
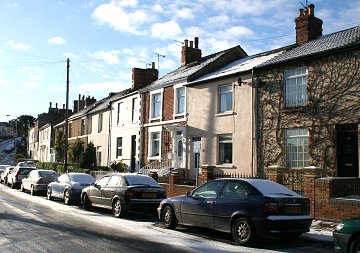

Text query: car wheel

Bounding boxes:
[20,183,25,192]
[112,199,124,218]
[47,187,53,200]
[64,190,71,205]
[30,185,36,195]
[82,194,91,210]
[162,206,177,229]
[350,236,360,253]
[232,217,256,246]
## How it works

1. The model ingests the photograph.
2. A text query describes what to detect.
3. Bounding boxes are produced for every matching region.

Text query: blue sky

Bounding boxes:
[0,0,359,122]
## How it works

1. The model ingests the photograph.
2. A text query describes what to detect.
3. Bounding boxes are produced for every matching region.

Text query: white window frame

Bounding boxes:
[132,97,139,123]
[117,102,124,126]
[173,85,186,117]
[150,89,163,121]
[285,128,310,168]
[98,114,103,133]
[87,116,92,134]
[218,134,233,164]
[96,146,102,165]
[148,127,162,159]
[219,84,233,113]
[284,67,308,107]
[116,137,122,157]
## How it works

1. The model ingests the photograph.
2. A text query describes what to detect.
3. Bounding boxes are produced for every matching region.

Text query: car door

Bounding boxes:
[101,175,121,207]
[24,170,37,190]
[214,180,259,231]
[180,180,225,228]
[89,176,110,205]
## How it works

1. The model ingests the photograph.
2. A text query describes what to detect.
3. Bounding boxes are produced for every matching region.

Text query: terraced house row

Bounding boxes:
[28,4,360,181]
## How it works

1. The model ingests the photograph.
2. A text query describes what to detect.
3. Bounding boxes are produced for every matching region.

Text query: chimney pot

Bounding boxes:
[78,94,81,100]
[49,102,52,108]
[308,4,315,15]
[56,103,58,109]
[63,104,65,109]
[194,37,199,48]
[152,62,155,69]
[298,8,304,16]
[184,39,188,47]
[82,95,85,100]
[190,41,193,48]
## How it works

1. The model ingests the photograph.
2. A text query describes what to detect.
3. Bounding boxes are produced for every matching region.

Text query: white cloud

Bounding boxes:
[23,81,41,88]
[217,26,253,39]
[119,0,138,8]
[91,50,121,65]
[92,1,150,35]
[175,8,194,20]
[0,80,9,87]
[151,20,182,40]
[7,40,31,50]
[206,15,231,25]
[48,36,66,45]
[152,4,164,13]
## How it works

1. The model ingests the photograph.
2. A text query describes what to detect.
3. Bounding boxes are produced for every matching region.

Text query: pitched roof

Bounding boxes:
[257,26,360,68]
[88,88,132,115]
[187,49,285,85]
[139,45,246,92]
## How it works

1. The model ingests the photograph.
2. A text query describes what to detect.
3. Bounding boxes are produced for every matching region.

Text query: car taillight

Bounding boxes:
[124,189,135,201]
[264,202,279,214]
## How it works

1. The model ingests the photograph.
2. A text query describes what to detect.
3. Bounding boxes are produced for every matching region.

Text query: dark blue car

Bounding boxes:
[47,173,95,205]
[157,178,312,246]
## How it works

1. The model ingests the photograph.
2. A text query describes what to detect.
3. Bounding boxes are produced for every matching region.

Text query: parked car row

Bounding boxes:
[6,167,349,248]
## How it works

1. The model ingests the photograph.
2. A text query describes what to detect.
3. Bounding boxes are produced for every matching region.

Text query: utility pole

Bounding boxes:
[153,52,165,72]
[64,58,70,172]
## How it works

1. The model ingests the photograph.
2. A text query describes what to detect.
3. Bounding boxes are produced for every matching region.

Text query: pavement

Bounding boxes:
[300,220,337,245]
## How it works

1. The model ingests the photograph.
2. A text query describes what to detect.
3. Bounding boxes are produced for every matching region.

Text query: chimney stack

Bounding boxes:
[131,62,158,90]
[295,4,323,44]
[181,37,202,66]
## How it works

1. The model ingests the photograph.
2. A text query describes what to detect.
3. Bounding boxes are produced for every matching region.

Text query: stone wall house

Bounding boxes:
[254,4,360,177]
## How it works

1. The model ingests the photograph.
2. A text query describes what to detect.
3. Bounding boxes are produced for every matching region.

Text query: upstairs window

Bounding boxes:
[87,116,92,134]
[117,102,124,125]
[98,114,103,133]
[132,97,139,122]
[81,119,85,136]
[175,87,185,115]
[219,85,232,113]
[285,128,309,168]
[151,93,161,119]
[285,67,308,107]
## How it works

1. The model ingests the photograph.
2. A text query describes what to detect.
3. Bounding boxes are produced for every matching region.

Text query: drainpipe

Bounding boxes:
[252,69,257,178]
[107,103,112,168]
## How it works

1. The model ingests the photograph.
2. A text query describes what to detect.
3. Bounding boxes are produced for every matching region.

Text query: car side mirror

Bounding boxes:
[186,191,192,197]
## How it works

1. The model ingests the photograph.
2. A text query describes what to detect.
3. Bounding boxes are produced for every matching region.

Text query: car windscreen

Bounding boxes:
[70,174,95,184]
[39,171,58,178]
[19,168,34,175]
[125,175,159,186]
[248,179,302,197]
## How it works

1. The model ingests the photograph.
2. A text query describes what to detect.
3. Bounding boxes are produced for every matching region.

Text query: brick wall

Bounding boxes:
[163,86,174,121]
[266,166,360,221]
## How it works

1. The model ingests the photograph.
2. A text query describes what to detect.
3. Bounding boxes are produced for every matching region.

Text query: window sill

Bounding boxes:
[149,117,161,122]
[215,111,235,117]
[216,164,235,169]
[148,156,160,161]
[173,113,185,118]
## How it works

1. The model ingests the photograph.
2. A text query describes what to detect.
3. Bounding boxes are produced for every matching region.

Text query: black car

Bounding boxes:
[158,178,312,246]
[81,173,166,217]
[47,173,95,205]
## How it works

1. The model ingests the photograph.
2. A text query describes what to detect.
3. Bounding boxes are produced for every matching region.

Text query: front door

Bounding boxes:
[336,124,359,177]
[192,137,201,181]
[174,130,186,169]
[130,135,136,172]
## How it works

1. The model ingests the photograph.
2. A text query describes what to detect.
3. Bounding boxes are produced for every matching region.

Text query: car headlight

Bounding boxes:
[335,223,344,231]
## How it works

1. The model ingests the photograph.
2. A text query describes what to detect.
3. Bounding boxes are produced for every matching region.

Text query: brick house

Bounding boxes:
[253,4,360,177]
[139,37,247,176]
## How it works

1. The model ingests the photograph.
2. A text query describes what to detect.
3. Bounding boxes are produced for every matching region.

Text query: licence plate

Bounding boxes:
[142,193,157,198]
[285,206,301,214]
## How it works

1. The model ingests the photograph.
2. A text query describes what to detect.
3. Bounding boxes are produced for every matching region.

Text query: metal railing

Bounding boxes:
[138,153,174,176]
